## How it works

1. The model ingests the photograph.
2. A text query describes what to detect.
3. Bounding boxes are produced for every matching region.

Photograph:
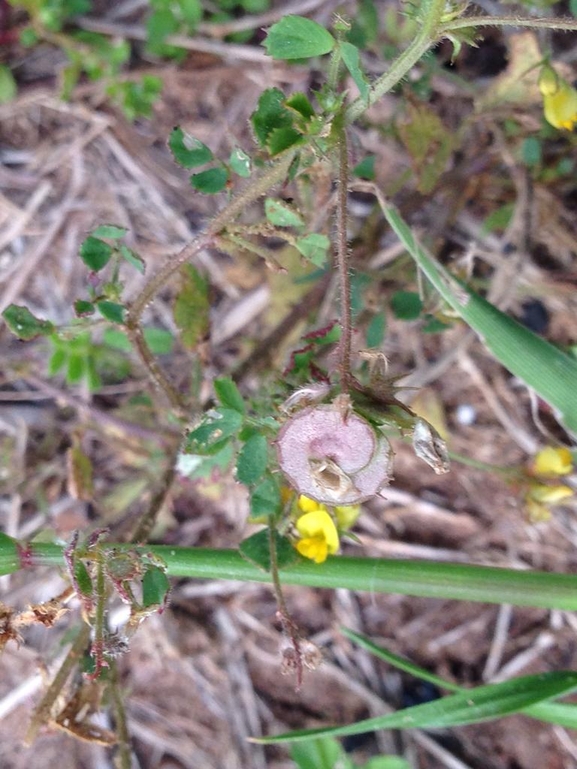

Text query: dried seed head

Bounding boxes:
[412,418,450,474]
[280,383,331,414]
[276,403,393,505]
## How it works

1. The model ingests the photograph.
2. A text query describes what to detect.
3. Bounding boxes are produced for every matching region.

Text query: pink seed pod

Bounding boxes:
[276,404,393,505]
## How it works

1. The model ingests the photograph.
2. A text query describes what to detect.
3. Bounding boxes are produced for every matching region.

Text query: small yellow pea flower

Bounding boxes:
[295,509,339,563]
[539,64,577,131]
[532,446,573,477]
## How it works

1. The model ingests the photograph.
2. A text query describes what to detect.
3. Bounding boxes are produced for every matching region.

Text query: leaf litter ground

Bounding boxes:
[1,6,577,769]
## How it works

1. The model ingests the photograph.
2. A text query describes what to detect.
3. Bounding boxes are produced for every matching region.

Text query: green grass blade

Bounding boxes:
[12,542,577,611]
[342,628,577,729]
[254,671,577,744]
[340,628,461,692]
[525,701,577,728]
[380,201,577,437]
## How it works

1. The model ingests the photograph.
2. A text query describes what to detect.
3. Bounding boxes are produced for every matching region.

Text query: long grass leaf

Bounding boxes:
[379,199,577,437]
[342,628,577,729]
[15,542,577,611]
[254,671,577,743]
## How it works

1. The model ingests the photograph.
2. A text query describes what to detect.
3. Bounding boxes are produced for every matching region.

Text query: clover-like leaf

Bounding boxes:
[264,16,336,60]
[2,305,54,340]
[169,126,213,168]
[79,236,113,271]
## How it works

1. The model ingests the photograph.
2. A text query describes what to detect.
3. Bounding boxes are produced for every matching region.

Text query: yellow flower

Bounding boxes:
[295,509,339,564]
[532,447,573,477]
[539,64,577,131]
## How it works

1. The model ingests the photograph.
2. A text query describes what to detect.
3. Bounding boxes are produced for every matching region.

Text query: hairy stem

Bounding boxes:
[441,15,577,32]
[345,0,447,124]
[124,324,189,417]
[127,151,295,327]
[268,525,304,689]
[125,151,295,412]
[333,115,352,391]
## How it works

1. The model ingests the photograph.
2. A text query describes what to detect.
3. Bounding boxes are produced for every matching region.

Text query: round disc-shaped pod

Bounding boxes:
[276,404,393,505]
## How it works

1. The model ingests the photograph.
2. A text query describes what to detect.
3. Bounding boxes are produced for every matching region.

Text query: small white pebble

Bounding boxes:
[455,404,477,426]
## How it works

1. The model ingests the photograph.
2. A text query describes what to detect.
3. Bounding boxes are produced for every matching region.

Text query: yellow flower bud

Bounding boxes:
[539,65,577,131]
[527,482,573,504]
[334,504,361,530]
[538,64,560,97]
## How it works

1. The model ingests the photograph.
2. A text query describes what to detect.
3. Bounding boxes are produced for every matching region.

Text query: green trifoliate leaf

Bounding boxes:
[48,346,68,376]
[264,198,304,227]
[251,88,294,147]
[236,433,268,486]
[391,290,422,320]
[295,233,330,267]
[340,41,370,104]
[285,91,315,120]
[144,327,174,355]
[91,224,127,239]
[2,305,54,340]
[67,353,86,384]
[352,155,375,180]
[74,299,95,317]
[79,236,113,271]
[214,377,245,415]
[264,16,336,60]
[142,565,170,608]
[74,560,93,597]
[239,529,297,571]
[267,126,303,155]
[169,127,213,168]
[185,409,243,454]
[190,166,228,194]
[229,147,251,177]
[119,244,145,273]
[250,474,282,520]
[97,301,126,324]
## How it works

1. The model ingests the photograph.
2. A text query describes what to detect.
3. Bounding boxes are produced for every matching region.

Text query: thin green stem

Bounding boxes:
[345,0,447,124]
[327,45,342,93]
[449,451,520,479]
[441,16,577,33]
[90,557,107,679]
